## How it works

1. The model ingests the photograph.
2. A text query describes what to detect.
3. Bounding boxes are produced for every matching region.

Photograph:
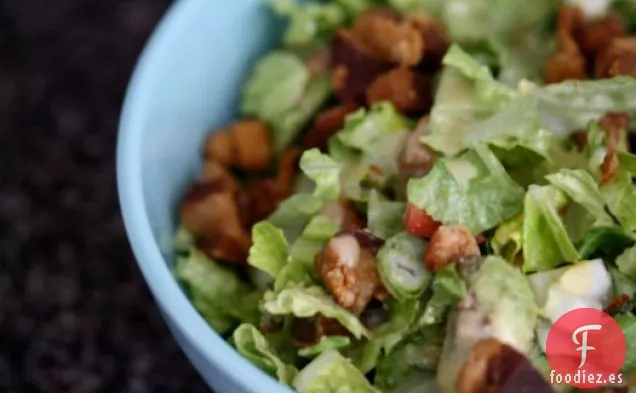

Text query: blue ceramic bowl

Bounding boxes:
[117,1,293,392]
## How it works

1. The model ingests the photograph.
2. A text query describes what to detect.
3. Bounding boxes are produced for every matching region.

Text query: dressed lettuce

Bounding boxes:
[298,336,351,358]
[233,323,299,384]
[419,264,467,326]
[176,249,260,334]
[293,350,380,393]
[407,144,525,234]
[242,51,331,151]
[300,149,342,201]
[263,286,369,339]
[617,244,636,282]
[522,185,579,272]
[368,191,406,240]
[249,221,290,278]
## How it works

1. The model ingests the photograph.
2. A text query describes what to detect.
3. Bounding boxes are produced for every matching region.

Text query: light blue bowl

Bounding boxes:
[117,0,293,392]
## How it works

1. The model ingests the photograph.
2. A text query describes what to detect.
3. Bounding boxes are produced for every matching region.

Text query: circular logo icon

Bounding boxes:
[546,308,626,388]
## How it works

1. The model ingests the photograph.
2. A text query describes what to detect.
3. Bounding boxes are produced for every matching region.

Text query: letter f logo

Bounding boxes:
[572,324,603,368]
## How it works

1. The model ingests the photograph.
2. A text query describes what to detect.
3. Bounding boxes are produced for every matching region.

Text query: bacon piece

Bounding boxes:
[302,104,360,150]
[353,7,424,66]
[292,315,350,348]
[366,67,432,115]
[205,120,273,171]
[599,112,630,185]
[410,14,450,73]
[330,30,393,104]
[545,6,588,83]
[595,37,636,79]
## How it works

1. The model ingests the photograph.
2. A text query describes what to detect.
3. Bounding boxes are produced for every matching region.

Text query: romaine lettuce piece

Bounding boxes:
[367,191,406,240]
[233,323,298,385]
[373,298,421,354]
[242,51,331,151]
[248,221,289,278]
[616,315,636,373]
[377,233,431,301]
[578,226,636,261]
[536,76,636,135]
[271,0,347,47]
[298,336,351,358]
[293,350,380,393]
[437,256,538,393]
[174,225,195,254]
[300,149,342,201]
[407,144,525,234]
[545,169,606,218]
[276,214,339,292]
[374,326,443,391]
[175,249,260,334]
[419,264,467,326]
[269,194,324,242]
[522,185,580,272]
[603,170,636,232]
[617,243,636,282]
[263,286,369,339]
[270,74,332,151]
[491,214,523,264]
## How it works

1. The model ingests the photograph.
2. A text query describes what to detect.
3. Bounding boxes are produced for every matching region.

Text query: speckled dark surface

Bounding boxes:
[0,1,210,391]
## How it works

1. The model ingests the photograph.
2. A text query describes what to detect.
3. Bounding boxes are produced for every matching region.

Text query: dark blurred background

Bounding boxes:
[0,1,211,391]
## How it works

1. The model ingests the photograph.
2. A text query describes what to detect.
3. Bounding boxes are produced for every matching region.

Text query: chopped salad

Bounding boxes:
[174,0,636,392]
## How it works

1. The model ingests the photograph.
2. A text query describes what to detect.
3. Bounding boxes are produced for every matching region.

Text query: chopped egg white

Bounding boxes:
[558,259,612,301]
[542,283,603,323]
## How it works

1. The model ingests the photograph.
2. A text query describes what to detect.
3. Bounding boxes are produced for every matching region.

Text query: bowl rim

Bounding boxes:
[116,1,293,391]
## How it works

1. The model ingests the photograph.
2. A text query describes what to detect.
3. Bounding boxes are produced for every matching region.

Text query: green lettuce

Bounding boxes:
[242,51,331,151]
[522,185,580,273]
[419,264,467,325]
[491,214,523,264]
[377,232,432,301]
[330,103,412,202]
[617,244,636,282]
[293,350,380,393]
[271,0,347,47]
[609,267,636,314]
[407,144,525,234]
[175,249,260,334]
[278,214,339,291]
[249,221,289,278]
[615,315,636,373]
[174,225,195,254]
[300,149,342,201]
[603,170,636,233]
[373,326,443,391]
[424,45,516,156]
[298,336,351,358]
[233,323,298,384]
[536,77,636,135]
[372,298,421,355]
[367,191,406,240]
[578,226,636,261]
[545,169,606,219]
[268,194,324,242]
[263,286,369,338]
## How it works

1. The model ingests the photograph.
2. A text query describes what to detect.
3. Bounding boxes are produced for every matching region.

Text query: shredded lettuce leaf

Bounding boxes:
[419,264,467,325]
[268,194,324,243]
[300,149,342,201]
[578,226,636,261]
[367,191,406,240]
[617,244,636,282]
[175,249,260,334]
[271,0,347,47]
[615,315,636,373]
[263,286,369,338]
[249,222,289,278]
[407,144,524,234]
[545,169,606,218]
[603,170,636,233]
[298,336,351,358]
[242,51,331,151]
[293,350,380,393]
[522,185,580,273]
[233,323,299,384]
[491,214,523,264]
